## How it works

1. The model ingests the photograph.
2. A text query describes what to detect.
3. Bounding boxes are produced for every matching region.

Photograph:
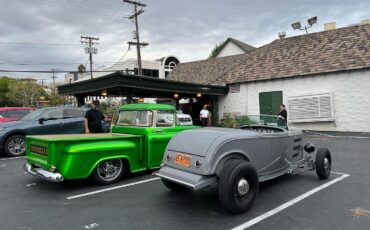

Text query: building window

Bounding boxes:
[134,68,159,78]
[229,83,240,93]
[288,93,334,123]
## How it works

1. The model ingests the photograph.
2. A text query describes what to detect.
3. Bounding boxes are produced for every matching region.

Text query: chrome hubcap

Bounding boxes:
[237,178,250,196]
[8,138,25,155]
[324,158,330,173]
[97,159,123,181]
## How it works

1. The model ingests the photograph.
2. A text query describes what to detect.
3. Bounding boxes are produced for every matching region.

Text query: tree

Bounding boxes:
[48,84,66,106]
[78,64,86,79]
[208,39,227,59]
[8,80,45,107]
[0,77,17,106]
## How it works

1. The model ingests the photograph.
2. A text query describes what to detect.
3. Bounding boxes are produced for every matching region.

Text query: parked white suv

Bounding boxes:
[176,111,193,125]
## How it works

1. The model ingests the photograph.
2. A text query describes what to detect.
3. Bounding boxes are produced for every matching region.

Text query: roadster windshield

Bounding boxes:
[236,115,287,129]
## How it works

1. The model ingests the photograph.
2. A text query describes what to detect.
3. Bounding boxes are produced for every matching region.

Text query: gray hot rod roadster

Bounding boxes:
[154,115,331,214]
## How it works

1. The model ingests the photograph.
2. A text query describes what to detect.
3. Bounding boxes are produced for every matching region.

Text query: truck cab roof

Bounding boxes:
[119,103,175,111]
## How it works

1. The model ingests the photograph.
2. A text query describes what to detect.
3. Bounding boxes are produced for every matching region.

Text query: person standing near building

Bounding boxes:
[200,104,210,127]
[85,100,105,133]
[278,104,287,126]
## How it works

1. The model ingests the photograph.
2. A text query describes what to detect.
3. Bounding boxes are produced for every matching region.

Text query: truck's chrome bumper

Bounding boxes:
[153,166,217,190]
[24,163,64,183]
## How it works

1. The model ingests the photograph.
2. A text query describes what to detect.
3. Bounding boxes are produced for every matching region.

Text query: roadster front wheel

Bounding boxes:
[218,159,259,214]
[315,148,331,179]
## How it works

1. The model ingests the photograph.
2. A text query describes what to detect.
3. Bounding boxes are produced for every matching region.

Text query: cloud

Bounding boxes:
[0,0,369,83]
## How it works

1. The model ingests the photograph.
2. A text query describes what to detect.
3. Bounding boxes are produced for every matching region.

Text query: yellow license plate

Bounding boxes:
[174,153,191,167]
[30,145,48,156]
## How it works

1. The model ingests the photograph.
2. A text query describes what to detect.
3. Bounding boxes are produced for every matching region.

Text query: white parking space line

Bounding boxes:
[84,223,99,229]
[231,172,350,230]
[67,177,160,200]
[0,156,24,161]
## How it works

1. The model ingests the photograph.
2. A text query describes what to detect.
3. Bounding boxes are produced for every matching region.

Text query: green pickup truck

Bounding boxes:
[24,104,198,185]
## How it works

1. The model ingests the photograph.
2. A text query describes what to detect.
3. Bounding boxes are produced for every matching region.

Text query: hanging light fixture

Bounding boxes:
[174,93,179,99]
[196,93,202,98]
[101,90,108,96]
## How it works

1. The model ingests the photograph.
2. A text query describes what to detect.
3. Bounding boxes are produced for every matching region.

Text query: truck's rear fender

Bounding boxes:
[60,140,139,179]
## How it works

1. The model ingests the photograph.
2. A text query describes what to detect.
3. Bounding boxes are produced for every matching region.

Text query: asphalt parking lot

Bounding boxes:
[0,133,369,230]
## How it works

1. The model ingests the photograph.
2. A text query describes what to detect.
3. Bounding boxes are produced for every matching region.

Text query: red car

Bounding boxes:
[0,107,35,123]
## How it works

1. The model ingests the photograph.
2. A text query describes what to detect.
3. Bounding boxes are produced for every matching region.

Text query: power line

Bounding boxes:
[0,61,131,65]
[31,0,122,15]
[0,41,123,46]
[0,69,133,73]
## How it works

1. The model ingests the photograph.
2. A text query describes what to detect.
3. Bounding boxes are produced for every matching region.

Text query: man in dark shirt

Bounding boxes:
[278,104,287,126]
[85,100,105,133]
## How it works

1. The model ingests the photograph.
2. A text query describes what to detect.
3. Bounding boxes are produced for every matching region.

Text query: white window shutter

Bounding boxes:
[288,93,334,123]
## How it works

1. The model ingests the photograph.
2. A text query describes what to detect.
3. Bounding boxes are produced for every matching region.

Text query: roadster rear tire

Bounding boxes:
[161,178,187,191]
[315,148,331,179]
[218,159,259,214]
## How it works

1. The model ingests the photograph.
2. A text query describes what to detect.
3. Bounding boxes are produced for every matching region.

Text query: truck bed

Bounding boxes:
[27,133,141,142]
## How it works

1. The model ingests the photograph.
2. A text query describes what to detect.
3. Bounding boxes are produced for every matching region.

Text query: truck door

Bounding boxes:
[147,110,176,168]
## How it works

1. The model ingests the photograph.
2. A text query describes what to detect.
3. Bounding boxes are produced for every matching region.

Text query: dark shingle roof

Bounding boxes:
[168,24,370,84]
[167,54,245,85]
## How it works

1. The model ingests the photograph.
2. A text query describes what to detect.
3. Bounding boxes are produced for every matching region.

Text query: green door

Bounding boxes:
[259,91,283,115]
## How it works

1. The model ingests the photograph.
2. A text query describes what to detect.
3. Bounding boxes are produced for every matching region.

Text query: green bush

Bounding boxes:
[221,114,236,128]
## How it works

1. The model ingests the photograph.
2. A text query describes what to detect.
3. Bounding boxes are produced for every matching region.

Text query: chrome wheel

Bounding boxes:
[96,159,123,182]
[237,178,250,196]
[8,137,26,156]
[324,158,330,174]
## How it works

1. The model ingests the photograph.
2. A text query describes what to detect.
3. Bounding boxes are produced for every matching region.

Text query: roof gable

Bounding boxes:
[226,38,255,52]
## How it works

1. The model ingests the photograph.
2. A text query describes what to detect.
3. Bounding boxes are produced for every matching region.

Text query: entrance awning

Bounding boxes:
[58,72,228,98]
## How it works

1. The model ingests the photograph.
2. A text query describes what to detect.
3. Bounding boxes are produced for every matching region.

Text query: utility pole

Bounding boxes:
[51,69,56,88]
[39,78,46,87]
[50,69,57,96]
[81,36,99,79]
[123,0,148,75]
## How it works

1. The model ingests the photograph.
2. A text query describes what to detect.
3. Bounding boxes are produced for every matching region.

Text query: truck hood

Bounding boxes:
[166,127,258,157]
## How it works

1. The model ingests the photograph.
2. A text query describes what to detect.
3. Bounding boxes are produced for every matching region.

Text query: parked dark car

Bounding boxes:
[0,107,35,123]
[0,107,89,157]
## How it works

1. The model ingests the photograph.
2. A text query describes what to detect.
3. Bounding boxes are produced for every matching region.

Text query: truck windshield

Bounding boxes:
[116,110,153,127]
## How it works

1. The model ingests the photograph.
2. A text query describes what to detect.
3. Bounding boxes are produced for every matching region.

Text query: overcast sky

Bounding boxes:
[0,0,369,84]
